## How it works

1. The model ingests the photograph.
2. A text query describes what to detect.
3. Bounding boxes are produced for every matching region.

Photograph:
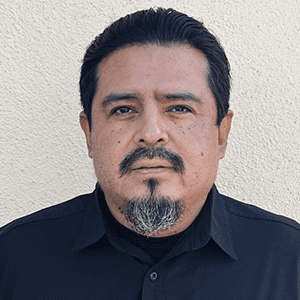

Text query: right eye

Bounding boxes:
[111,106,135,115]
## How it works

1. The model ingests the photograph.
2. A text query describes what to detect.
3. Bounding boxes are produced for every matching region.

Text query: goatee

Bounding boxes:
[124,196,183,235]
[122,178,183,235]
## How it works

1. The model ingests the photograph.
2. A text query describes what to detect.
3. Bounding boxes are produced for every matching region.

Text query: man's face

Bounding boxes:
[81,44,233,236]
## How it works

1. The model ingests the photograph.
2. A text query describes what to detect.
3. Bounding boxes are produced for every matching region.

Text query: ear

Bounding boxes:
[218,110,233,159]
[79,112,93,158]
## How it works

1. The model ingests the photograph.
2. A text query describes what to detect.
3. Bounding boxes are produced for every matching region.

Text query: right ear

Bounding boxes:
[79,112,93,158]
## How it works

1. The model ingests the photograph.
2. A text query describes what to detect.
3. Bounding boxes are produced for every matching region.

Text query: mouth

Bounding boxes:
[133,166,169,170]
[131,159,174,172]
[131,163,174,174]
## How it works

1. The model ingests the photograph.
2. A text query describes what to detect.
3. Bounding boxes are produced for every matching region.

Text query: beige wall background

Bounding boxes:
[0,0,299,227]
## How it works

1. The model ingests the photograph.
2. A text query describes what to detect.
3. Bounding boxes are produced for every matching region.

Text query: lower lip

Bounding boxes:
[132,168,173,174]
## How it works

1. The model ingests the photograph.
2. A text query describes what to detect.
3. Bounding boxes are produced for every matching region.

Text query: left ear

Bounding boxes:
[218,110,234,159]
[79,111,93,158]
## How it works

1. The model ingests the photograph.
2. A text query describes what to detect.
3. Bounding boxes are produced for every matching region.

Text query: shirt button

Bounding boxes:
[150,272,158,281]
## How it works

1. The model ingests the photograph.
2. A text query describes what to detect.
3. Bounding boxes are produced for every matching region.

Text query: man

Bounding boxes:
[0,7,299,299]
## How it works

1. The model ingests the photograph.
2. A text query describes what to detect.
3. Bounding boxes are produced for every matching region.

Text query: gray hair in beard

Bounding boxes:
[122,179,184,235]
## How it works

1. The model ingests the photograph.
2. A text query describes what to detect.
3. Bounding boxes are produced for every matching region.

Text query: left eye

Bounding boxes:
[111,106,134,115]
[168,106,192,113]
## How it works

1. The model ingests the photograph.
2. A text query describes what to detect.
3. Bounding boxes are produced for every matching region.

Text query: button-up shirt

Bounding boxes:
[1,184,299,299]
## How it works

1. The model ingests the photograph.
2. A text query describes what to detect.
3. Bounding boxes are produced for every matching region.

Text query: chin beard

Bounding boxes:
[123,194,183,236]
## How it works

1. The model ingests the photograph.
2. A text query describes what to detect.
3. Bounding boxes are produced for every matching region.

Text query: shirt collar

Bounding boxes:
[72,183,238,260]
[71,184,106,252]
[209,185,238,260]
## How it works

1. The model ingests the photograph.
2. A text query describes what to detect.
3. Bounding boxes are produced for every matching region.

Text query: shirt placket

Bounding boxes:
[141,265,163,300]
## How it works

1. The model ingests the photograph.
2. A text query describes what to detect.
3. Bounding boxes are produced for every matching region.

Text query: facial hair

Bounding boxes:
[122,178,184,235]
[119,146,185,177]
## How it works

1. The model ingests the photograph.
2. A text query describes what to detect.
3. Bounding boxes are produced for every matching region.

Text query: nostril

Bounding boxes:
[139,138,164,144]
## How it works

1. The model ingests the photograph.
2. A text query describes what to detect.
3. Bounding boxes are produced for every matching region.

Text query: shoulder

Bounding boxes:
[0,190,96,296]
[0,191,93,239]
[218,192,300,250]
[221,193,300,229]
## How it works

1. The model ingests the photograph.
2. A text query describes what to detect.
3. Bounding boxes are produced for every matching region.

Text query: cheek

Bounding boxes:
[174,122,219,172]
[176,122,214,155]
[92,125,132,171]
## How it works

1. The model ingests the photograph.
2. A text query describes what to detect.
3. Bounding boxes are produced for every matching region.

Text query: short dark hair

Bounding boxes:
[80,7,230,129]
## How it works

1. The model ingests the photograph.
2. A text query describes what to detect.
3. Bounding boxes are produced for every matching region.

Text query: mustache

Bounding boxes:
[119,146,185,177]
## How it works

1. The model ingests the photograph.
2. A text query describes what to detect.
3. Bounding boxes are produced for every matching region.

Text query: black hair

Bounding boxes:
[80,7,230,129]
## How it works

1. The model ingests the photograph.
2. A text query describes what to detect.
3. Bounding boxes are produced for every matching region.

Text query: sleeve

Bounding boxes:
[0,227,16,300]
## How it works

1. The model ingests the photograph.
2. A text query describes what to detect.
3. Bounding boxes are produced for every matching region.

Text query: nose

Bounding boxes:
[133,105,169,147]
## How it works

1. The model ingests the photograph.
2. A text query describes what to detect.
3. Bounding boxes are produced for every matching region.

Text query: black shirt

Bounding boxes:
[0,184,299,299]
[101,195,185,263]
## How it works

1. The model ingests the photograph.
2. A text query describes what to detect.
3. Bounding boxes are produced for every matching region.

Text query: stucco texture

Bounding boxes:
[0,0,299,227]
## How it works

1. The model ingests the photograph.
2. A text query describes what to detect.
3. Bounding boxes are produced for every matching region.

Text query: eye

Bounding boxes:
[111,106,135,115]
[168,105,193,113]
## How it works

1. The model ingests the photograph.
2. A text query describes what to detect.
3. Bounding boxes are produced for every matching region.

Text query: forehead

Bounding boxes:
[96,44,212,104]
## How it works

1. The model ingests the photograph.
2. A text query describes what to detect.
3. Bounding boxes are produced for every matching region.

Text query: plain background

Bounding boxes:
[0,0,299,227]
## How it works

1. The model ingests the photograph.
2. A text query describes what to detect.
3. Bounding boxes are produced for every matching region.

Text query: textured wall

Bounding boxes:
[0,0,299,227]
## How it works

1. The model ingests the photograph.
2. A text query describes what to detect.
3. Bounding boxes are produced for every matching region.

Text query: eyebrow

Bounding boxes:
[101,91,202,107]
[102,92,139,107]
[162,92,202,103]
